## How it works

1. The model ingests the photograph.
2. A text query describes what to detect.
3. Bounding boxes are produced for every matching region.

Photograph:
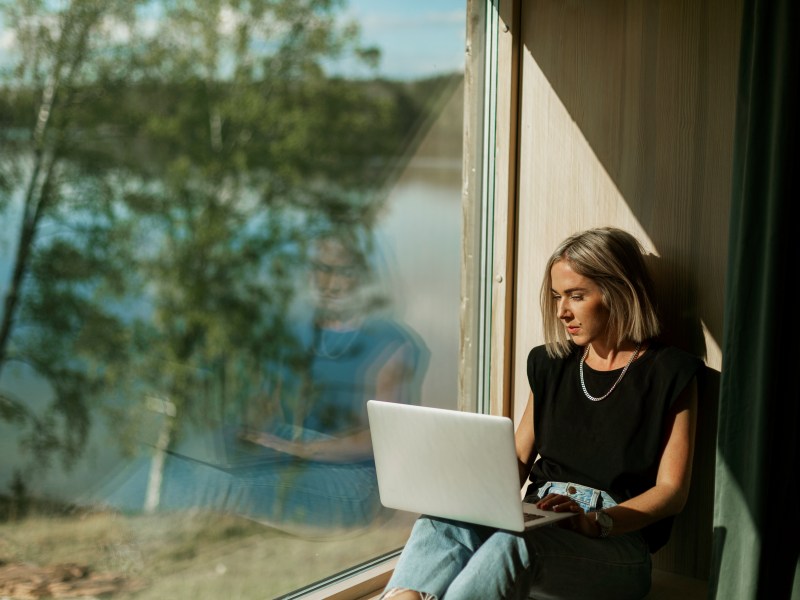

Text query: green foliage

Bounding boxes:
[0,0,462,473]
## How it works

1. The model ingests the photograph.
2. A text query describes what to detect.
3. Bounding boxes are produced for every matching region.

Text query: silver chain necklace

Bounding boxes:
[579,342,642,402]
[314,326,360,359]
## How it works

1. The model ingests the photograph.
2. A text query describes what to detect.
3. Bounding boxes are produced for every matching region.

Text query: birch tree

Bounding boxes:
[0,0,411,473]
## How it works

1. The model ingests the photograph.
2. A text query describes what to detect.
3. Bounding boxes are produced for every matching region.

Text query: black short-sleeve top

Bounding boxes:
[526,341,702,551]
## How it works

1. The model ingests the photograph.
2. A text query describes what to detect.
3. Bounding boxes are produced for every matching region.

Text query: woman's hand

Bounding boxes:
[535,493,602,538]
[238,428,374,463]
[239,429,308,457]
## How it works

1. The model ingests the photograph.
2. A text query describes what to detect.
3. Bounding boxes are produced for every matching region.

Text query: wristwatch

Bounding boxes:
[594,510,613,538]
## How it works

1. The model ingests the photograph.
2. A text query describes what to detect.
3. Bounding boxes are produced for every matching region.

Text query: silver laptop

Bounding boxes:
[366,400,573,532]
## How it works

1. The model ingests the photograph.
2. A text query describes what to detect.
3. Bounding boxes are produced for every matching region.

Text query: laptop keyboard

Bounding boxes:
[522,503,546,525]
[523,514,546,526]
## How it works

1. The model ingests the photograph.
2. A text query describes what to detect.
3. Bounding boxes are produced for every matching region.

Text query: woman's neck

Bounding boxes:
[585,339,645,371]
[316,312,362,331]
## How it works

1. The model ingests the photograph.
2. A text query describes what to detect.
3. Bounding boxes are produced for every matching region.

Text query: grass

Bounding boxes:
[0,506,417,599]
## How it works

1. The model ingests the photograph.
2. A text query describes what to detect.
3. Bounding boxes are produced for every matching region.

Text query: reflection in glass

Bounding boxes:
[90,223,428,538]
[0,0,464,597]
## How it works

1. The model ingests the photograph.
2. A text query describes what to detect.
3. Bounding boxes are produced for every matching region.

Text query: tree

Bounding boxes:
[0,0,442,477]
[0,0,144,467]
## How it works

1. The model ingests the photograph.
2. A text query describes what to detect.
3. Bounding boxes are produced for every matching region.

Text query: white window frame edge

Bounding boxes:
[484,0,520,419]
[473,0,500,416]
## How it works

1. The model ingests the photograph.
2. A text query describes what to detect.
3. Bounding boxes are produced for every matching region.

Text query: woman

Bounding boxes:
[381,227,702,600]
[241,228,426,456]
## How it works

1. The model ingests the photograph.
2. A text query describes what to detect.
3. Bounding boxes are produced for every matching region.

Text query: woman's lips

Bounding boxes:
[566,326,580,335]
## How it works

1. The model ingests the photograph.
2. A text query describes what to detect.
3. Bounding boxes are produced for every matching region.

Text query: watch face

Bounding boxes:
[597,511,613,528]
[596,511,613,536]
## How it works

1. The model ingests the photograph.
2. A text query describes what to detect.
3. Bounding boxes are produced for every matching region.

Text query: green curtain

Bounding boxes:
[712,0,799,598]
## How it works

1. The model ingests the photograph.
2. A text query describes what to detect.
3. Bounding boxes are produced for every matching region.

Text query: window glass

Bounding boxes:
[0,1,465,597]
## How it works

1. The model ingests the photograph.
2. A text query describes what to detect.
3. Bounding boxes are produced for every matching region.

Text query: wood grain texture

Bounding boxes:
[501,0,743,579]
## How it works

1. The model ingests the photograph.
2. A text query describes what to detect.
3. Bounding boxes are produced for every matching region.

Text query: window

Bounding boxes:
[0,1,471,597]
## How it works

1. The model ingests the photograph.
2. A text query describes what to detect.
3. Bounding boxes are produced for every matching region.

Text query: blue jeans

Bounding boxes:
[385,481,652,600]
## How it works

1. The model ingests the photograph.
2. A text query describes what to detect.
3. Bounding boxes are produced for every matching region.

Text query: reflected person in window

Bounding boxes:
[100,223,428,535]
[381,227,701,600]
[233,225,430,531]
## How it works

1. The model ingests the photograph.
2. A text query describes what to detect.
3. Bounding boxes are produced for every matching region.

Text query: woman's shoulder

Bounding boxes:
[362,315,424,346]
[646,340,704,374]
[361,316,430,364]
[528,343,550,363]
[528,342,580,359]
[527,343,580,372]
[638,341,704,410]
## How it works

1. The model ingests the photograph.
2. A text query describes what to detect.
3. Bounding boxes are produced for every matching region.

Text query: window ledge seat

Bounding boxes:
[644,569,708,599]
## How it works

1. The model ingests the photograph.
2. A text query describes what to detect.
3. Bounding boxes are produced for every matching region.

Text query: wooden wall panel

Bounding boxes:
[505,0,742,579]
[511,0,740,413]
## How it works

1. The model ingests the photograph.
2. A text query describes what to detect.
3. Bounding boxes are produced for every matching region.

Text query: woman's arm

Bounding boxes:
[240,428,374,463]
[241,343,415,463]
[611,375,698,528]
[375,342,414,404]
[515,391,536,486]
[539,376,699,537]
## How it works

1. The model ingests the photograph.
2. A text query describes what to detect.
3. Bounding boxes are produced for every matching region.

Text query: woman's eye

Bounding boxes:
[570,295,583,301]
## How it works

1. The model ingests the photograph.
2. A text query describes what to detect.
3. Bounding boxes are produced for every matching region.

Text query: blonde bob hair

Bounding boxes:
[540,227,661,358]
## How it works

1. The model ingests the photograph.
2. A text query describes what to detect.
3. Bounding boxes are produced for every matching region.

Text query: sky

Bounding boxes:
[335,0,466,79]
[0,1,467,81]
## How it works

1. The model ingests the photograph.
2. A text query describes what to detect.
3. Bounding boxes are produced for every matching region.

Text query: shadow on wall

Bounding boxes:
[645,254,707,361]
[645,252,720,579]
[522,0,741,345]
[653,365,719,578]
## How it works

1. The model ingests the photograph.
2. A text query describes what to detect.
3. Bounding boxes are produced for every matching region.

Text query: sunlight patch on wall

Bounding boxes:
[702,320,722,371]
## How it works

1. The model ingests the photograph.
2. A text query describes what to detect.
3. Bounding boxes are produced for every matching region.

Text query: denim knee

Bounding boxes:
[446,529,533,600]
[386,516,494,598]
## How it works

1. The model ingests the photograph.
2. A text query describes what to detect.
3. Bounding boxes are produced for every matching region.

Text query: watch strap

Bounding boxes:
[595,510,612,538]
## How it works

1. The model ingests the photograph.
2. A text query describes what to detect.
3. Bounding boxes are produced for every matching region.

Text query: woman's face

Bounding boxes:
[550,259,610,347]
[311,238,361,314]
